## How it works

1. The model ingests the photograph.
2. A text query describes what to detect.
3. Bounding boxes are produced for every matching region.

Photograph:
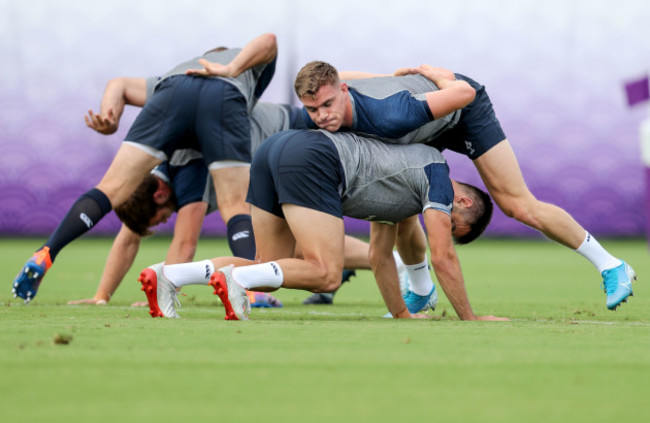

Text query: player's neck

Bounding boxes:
[342,94,353,127]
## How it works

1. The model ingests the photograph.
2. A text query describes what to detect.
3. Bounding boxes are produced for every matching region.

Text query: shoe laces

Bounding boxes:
[165,285,182,310]
[404,290,423,303]
[601,267,619,295]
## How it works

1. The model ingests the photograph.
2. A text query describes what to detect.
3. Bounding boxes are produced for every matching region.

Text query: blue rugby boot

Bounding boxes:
[601,261,636,310]
[12,247,52,304]
[250,291,283,308]
[403,285,437,313]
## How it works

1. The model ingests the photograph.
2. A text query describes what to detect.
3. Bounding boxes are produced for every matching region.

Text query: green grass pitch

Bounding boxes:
[1,236,649,423]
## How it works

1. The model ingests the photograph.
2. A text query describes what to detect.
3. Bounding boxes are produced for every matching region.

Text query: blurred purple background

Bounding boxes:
[1,1,649,239]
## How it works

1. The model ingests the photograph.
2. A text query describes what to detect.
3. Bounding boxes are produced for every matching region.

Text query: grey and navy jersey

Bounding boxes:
[146,48,275,112]
[302,74,461,144]
[249,103,307,153]
[321,131,454,223]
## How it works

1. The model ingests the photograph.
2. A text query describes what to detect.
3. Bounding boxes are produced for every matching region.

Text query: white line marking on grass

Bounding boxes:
[281,309,373,317]
[524,319,650,326]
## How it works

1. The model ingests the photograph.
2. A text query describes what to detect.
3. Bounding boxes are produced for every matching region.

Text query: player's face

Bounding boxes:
[300,82,348,131]
[450,213,470,239]
[148,206,174,227]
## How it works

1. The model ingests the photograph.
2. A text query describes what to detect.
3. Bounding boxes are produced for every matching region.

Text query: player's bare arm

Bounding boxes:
[68,224,142,305]
[85,77,147,135]
[423,208,508,321]
[186,33,277,78]
[393,65,475,119]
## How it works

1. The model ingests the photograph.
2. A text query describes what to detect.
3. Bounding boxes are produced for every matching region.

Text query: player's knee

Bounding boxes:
[497,196,538,226]
[310,265,342,293]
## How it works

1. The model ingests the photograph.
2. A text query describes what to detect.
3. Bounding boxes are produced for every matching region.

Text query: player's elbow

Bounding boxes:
[259,33,278,61]
[457,82,476,107]
[106,78,127,95]
[368,244,389,271]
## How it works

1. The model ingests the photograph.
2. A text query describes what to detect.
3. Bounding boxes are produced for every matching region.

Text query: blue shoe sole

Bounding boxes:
[12,261,46,303]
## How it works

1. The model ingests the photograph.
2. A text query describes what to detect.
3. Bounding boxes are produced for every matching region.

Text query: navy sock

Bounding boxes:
[226,214,256,260]
[44,188,112,261]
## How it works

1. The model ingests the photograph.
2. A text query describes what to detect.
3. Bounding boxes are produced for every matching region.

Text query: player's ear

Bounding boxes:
[455,195,473,209]
[340,82,348,93]
[152,180,172,205]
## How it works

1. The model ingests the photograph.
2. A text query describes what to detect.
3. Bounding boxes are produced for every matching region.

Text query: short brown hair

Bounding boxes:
[294,61,340,99]
[114,175,176,237]
[453,182,493,245]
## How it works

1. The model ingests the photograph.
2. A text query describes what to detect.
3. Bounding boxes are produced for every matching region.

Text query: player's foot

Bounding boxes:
[302,269,356,305]
[403,286,437,313]
[12,247,52,304]
[302,293,334,305]
[601,261,636,310]
[138,263,180,318]
[210,264,250,320]
[249,291,283,308]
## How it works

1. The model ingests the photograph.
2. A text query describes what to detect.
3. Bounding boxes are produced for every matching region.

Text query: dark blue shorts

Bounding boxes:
[153,159,210,210]
[247,130,344,219]
[426,74,506,160]
[125,75,251,165]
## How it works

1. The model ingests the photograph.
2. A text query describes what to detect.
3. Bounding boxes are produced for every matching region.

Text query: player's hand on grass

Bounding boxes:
[130,301,148,307]
[393,308,430,319]
[68,297,108,305]
[85,108,118,134]
[408,313,430,319]
[475,315,510,321]
[186,59,234,78]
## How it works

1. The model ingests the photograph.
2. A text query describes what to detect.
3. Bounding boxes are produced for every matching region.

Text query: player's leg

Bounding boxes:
[12,143,161,303]
[474,139,635,309]
[212,204,345,319]
[301,234,366,305]
[277,204,346,292]
[209,164,257,260]
[200,205,294,320]
[197,77,257,261]
[395,216,437,312]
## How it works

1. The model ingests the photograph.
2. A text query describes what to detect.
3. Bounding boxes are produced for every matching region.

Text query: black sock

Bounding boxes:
[43,188,112,261]
[226,214,256,260]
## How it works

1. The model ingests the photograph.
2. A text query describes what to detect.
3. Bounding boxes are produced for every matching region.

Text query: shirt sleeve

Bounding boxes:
[253,57,277,99]
[421,162,453,216]
[300,107,318,129]
[351,90,432,139]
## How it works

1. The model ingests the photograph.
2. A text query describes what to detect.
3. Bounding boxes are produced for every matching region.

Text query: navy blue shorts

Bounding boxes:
[247,130,344,219]
[153,159,210,209]
[125,75,251,165]
[426,74,506,160]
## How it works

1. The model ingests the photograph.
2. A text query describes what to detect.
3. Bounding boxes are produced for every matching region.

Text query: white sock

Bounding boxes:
[231,262,284,290]
[163,260,214,288]
[575,232,622,274]
[405,259,433,296]
[393,251,405,273]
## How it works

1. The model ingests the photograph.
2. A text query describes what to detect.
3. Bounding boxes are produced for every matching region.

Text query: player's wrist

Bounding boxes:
[94,290,111,303]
